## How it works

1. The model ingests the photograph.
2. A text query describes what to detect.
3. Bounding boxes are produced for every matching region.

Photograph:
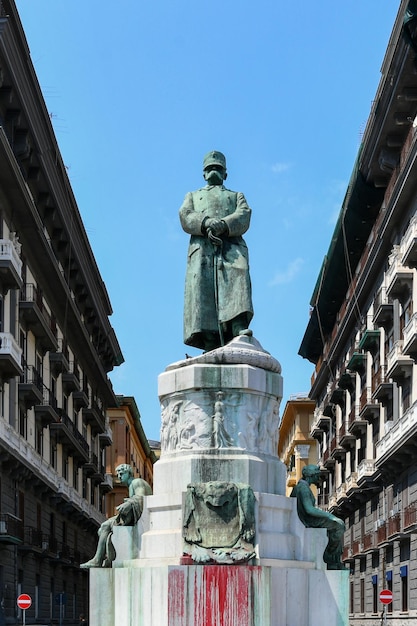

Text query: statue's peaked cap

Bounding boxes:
[203,150,226,170]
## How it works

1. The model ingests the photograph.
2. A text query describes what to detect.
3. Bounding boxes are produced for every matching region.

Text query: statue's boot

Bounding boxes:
[80,558,103,569]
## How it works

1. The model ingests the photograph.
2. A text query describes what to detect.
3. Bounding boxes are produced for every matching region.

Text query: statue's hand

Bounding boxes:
[205,218,227,236]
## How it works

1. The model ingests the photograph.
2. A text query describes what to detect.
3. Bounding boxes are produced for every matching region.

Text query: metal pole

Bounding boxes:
[383,605,387,626]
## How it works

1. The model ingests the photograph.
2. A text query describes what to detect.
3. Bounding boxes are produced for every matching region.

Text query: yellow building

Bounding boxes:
[106,396,157,518]
[278,394,317,496]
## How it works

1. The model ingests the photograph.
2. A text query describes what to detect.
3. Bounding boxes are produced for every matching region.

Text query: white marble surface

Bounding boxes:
[90,564,349,626]
[89,340,348,625]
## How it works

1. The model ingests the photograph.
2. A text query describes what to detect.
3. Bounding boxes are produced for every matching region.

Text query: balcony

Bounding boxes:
[322,403,335,418]
[386,246,413,300]
[359,386,380,422]
[372,367,394,403]
[402,215,417,268]
[357,459,379,488]
[339,421,356,449]
[403,312,417,360]
[376,401,417,470]
[83,401,105,435]
[348,406,368,435]
[387,512,402,538]
[362,532,377,553]
[322,447,335,468]
[347,352,366,374]
[373,287,393,328]
[404,502,417,531]
[19,364,43,409]
[72,389,89,411]
[18,526,44,553]
[328,493,338,510]
[0,331,22,379]
[36,534,59,558]
[0,513,23,544]
[0,238,23,292]
[342,546,354,563]
[49,340,69,376]
[330,436,346,461]
[338,371,355,392]
[329,387,345,407]
[49,411,89,462]
[34,385,60,427]
[386,340,413,380]
[358,329,380,353]
[100,473,113,494]
[83,453,104,484]
[336,483,347,507]
[376,521,388,545]
[345,472,358,496]
[62,361,81,393]
[99,425,113,447]
[360,401,380,422]
[20,284,58,354]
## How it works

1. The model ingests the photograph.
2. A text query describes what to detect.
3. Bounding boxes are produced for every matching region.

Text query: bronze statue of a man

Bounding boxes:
[80,464,152,568]
[291,465,346,570]
[179,151,253,351]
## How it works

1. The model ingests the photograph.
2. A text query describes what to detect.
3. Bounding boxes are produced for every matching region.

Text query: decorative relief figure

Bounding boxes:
[183,481,256,564]
[179,417,199,449]
[211,391,234,448]
[160,390,282,454]
[161,400,182,452]
[238,411,259,450]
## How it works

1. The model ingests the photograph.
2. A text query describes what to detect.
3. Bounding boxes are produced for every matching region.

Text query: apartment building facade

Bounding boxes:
[0,1,125,623]
[299,2,417,623]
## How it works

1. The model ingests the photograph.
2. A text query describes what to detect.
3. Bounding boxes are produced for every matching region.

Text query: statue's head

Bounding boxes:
[115,464,134,483]
[203,150,227,185]
[302,464,322,485]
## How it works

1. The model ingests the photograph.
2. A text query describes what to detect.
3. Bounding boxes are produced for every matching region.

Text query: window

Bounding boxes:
[372,575,378,614]
[35,574,40,618]
[50,440,57,470]
[350,580,354,614]
[19,409,26,438]
[73,464,78,491]
[36,426,43,455]
[387,571,393,614]
[18,491,24,526]
[401,566,408,612]
[401,379,411,412]
[64,455,69,480]
[36,352,43,381]
[360,578,365,613]
[20,330,26,362]
[385,326,394,355]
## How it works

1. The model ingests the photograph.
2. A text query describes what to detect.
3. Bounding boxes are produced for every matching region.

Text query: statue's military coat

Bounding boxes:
[179,184,253,349]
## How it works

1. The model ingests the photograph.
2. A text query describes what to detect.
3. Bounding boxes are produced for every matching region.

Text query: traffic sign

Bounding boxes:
[380,589,393,605]
[17,594,32,610]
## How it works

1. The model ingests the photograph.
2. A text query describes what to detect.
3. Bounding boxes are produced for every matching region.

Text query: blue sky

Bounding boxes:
[15,1,399,441]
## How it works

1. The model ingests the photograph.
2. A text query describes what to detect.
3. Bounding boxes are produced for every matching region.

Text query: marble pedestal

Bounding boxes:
[89,336,348,626]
